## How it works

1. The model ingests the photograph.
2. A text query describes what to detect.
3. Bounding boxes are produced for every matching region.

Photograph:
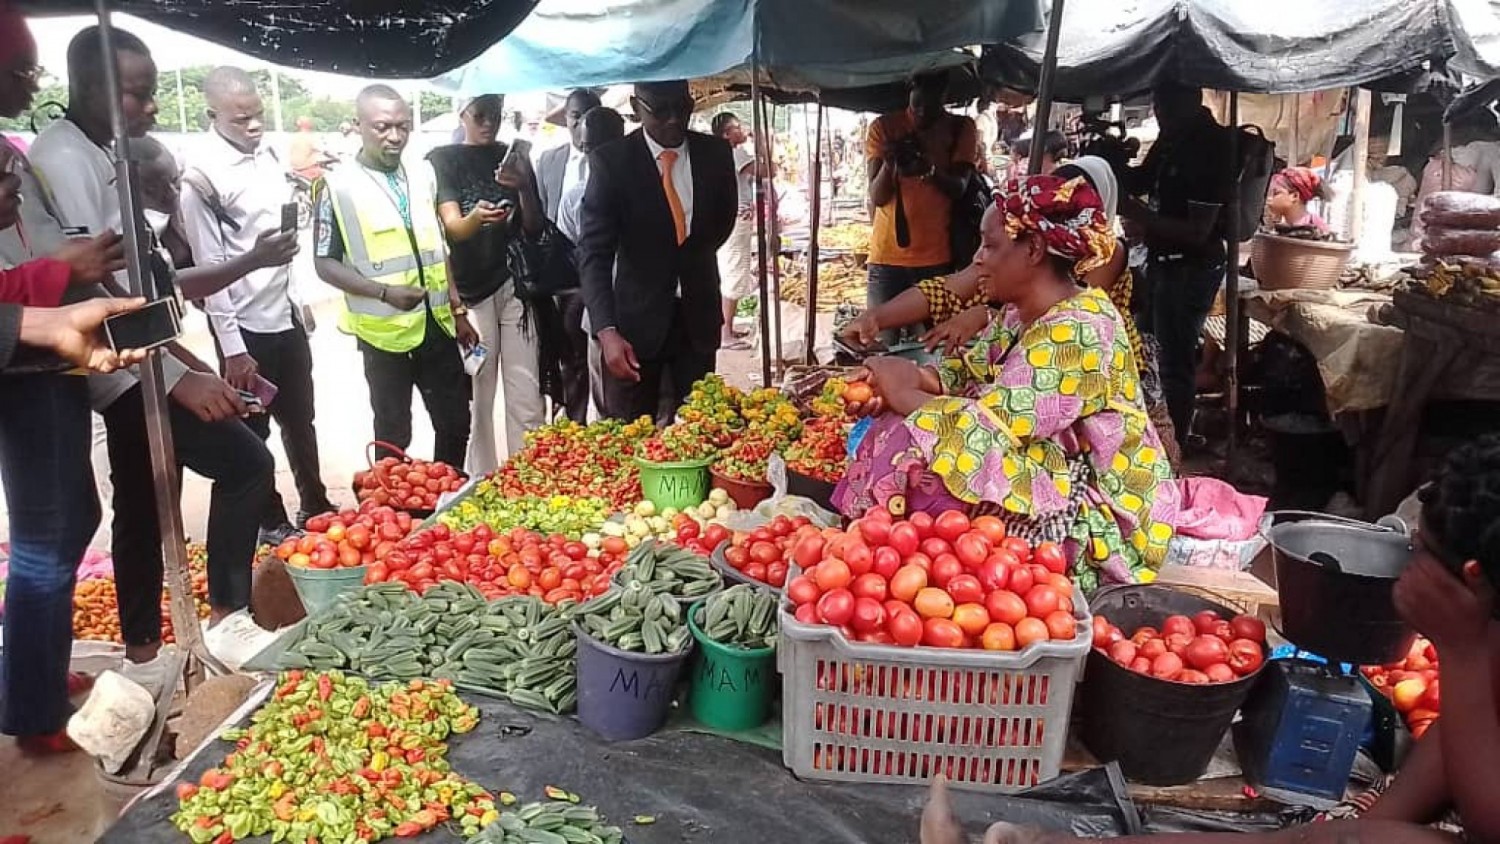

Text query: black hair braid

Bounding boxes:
[1420,434,1500,584]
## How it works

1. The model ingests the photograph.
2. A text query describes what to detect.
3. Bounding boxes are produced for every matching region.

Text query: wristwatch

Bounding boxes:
[377,287,388,303]
[453,305,469,317]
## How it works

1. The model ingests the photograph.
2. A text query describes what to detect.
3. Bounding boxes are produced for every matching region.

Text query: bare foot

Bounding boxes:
[921,776,966,844]
[983,822,1068,844]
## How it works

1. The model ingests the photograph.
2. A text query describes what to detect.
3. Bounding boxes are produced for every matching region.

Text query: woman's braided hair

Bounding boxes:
[1420,434,1500,584]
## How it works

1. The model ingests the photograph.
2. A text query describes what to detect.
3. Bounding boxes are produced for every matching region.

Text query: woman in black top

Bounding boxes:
[429,94,550,476]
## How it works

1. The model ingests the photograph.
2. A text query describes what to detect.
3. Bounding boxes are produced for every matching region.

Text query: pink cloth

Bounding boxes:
[1172,477,1268,542]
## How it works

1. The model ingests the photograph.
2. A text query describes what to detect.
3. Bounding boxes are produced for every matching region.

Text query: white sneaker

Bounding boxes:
[203,610,278,673]
[119,646,180,698]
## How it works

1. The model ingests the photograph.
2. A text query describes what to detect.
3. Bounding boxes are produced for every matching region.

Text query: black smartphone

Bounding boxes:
[281,202,298,233]
[104,297,181,353]
[499,138,531,173]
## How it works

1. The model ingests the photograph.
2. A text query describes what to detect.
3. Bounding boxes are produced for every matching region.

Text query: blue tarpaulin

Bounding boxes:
[443,0,1039,94]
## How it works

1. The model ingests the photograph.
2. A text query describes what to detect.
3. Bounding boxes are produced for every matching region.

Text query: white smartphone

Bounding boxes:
[104,297,181,353]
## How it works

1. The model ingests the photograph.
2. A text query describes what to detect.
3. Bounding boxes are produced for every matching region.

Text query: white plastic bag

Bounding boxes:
[718,454,841,532]
[67,670,155,774]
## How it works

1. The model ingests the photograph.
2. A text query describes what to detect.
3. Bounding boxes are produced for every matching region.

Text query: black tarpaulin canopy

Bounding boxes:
[17,1,539,79]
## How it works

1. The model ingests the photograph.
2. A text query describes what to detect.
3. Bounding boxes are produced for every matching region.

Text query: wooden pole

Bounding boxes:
[1028,0,1067,174]
[751,59,773,387]
[1287,92,1300,167]
[805,102,824,365]
[765,96,785,379]
[175,66,188,133]
[1225,92,1243,468]
[1350,88,1372,248]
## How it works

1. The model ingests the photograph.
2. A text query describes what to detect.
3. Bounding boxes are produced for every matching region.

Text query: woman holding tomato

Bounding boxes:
[834,174,1178,591]
[922,436,1500,844]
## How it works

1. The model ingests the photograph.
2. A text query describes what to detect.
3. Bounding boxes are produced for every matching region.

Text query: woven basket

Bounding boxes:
[1250,232,1352,291]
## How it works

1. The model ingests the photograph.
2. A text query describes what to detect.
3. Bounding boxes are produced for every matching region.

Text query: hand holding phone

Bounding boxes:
[281,202,298,233]
[104,296,181,354]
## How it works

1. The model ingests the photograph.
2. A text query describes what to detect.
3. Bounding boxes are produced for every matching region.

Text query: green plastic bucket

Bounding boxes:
[686,599,777,731]
[286,565,367,616]
[635,456,712,511]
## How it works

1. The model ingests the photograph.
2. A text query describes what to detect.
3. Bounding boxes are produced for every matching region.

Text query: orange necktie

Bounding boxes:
[658,149,687,244]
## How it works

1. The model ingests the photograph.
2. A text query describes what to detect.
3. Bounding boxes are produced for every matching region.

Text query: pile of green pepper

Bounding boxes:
[172,671,498,843]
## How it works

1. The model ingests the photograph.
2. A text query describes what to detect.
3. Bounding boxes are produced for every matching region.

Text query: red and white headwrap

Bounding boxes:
[1272,167,1323,203]
[994,174,1116,277]
[0,2,36,70]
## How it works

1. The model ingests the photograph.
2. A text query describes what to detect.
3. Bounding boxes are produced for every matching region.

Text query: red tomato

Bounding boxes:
[1000,536,1032,564]
[972,515,1007,544]
[793,535,825,569]
[1178,670,1211,685]
[1204,663,1237,683]
[1212,620,1235,643]
[1033,541,1067,575]
[933,510,971,543]
[306,514,332,533]
[1139,638,1168,661]
[765,561,789,588]
[883,599,909,619]
[920,537,953,560]
[1130,657,1153,674]
[890,565,928,603]
[1044,610,1075,640]
[817,589,856,626]
[850,597,887,633]
[980,622,1017,651]
[1108,639,1138,666]
[844,543,875,577]
[851,572,889,602]
[1150,652,1184,681]
[859,518,891,547]
[871,546,902,579]
[951,603,991,637]
[1184,635,1230,671]
[1192,610,1220,636]
[1227,639,1265,675]
[1008,565,1035,596]
[1092,616,1114,650]
[1164,632,1193,656]
[744,562,769,583]
[794,603,820,625]
[1230,615,1267,644]
[865,506,895,523]
[750,541,781,566]
[1023,585,1062,619]
[946,574,984,605]
[787,576,821,606]
[814,559,852,591]
[908,512,936,539]
[1161,615,1195,638]
[888,523,921,556]
[1129,626,1160,647]
[954,534,990,569]
[976,557,1010,592]
[985,590,1027,627]
[922,617,965,648]
[930,554,964,588]
[903,552,933,572]
[725,546,751,571]
[914,587,956,620]
[1015,617,1050,648]
[888,611,924,647]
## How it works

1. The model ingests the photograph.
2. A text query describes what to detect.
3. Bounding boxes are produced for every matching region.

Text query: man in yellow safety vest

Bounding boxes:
[313,85,477,468]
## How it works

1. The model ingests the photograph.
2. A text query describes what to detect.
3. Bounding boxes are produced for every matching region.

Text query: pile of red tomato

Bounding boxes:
[367,522,625,605]
[712,514,813,588]
[1361,637,1441,739]
[274,506,415,569]
[784,507,1079,651]
[1092,610,1267,684]
[355,456,466,512]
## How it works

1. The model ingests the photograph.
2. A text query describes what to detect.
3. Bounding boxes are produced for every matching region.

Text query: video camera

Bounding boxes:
[889,135,930,177]
[1074,110,1140,176]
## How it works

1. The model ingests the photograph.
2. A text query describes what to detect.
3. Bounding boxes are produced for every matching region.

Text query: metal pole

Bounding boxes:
[270,68,284,133]
[766,97,784,380]
[751,57,773,387]
[805,102,824,365]
[1028,0,1067,175]
[94,0,221,683]
[1225,91,1242,469]
[175,67,187,134]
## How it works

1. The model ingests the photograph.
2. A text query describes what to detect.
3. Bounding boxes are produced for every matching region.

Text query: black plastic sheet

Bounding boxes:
[102,695,1142,843]
[19,1,537,79]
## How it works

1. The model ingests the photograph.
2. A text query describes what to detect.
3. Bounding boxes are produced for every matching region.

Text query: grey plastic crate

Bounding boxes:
[778,587,1091,792]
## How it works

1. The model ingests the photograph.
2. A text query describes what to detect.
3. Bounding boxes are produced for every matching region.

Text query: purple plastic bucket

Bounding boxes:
[573,620,693,741]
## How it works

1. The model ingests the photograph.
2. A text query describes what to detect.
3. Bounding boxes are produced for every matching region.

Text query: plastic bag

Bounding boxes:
[1420,190,1500,228]
[718,454,840,532]
[67,670,156,774]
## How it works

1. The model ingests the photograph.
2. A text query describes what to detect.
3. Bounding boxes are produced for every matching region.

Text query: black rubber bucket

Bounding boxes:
[1078,585,1265,786]
[785,468,837,512]
[1266,512,1415,666]
[1263,414,1348,509]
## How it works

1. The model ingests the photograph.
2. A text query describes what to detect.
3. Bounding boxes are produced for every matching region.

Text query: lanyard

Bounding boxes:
[360,163,411,227]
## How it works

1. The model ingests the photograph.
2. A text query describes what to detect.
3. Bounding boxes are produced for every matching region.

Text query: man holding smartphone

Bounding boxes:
[181,66,334,535]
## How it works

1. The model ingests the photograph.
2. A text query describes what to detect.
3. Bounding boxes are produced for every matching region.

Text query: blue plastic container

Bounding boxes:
[1234,659,1371,801]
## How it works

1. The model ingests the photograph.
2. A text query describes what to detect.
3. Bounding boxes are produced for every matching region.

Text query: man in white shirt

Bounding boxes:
[556,107,625,243]
[709,112,756,351]
[535,88,601,424]
[28,26,275,667]
[182,66,333,533]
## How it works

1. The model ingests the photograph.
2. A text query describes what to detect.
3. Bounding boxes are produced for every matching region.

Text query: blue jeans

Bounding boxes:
[0,374,100,736]
[1145,256,1225,444]
[866,262,951,346]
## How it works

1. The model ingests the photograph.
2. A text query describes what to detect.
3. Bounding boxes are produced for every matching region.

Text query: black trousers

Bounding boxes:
[596,307,715,425]
[557,289,590,424]
[104,384,274,647]
[229,324,332,526]
[358,311,471,469]
[1141,256,1225,446]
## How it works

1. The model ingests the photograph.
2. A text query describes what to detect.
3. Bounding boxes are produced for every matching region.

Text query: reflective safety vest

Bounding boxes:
[324,163,454,353]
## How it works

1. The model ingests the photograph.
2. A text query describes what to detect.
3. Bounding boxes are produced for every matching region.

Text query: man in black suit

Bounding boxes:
[579,80,737,423]
[535,88,602,423]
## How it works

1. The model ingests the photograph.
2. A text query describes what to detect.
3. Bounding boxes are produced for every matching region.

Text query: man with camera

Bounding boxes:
[864,73,980,344]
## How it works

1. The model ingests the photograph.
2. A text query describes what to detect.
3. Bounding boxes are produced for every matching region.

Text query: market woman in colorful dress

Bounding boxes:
[834,174,1178,590]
